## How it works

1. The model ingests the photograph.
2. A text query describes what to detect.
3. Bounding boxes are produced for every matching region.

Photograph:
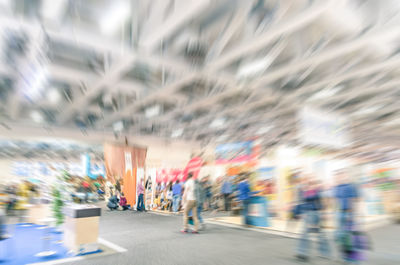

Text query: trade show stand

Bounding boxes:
[246,196,269,227]
[26,198,52,225]
[63,204,101,255]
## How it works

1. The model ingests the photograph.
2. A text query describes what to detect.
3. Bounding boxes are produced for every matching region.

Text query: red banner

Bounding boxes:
[156,168,184,183]
[183,157,203,181]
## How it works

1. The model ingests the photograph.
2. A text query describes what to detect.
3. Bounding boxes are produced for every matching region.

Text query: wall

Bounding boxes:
[0,139,198,185]
[146,141,195,168]
[0,159,16,183]
[0,123,201,181]
[0,158,83,184]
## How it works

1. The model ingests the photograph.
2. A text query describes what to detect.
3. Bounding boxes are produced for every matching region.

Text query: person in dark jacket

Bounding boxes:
[107,192,119,210]
[334,170,359,235]
[221,177,233,211]
[296,176,330,261]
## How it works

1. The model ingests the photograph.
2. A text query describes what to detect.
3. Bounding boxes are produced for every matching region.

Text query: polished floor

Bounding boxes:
[66,209,400,265]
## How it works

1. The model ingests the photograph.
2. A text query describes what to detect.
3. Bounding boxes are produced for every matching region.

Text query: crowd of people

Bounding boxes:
[290,169,371,263]
[2,167,399,264]
[142,173,259,233]
[151,168,395,264]
[1,181,41,215]
[1,174,111,215]
[153,172,274,215]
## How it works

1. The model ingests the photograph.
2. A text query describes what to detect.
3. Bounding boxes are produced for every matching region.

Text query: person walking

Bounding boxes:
[181,173,199,234]
[296,177,330,262]
[334,169,359,262]
[221,176,233,211]
[136,179,146,212]
[211,178,221,212]
[166,184,173,211]
[195,178,206,230]
[172,180,182,212]
[334,170,359,232]
[204,176,212,210]
[238,174,251,225]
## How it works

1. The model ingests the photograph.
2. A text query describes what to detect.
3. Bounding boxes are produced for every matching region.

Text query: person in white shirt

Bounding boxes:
[181,173,199,233]
[166,185,173,211]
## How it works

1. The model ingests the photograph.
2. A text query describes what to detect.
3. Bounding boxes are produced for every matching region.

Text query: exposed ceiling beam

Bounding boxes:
[100,1,331,127]
[156,56,400,138]
[252,26,400,89]
[8,27,44,120]
[140,0,172,44]
[59,0,211,124]
[156,27,395,124]
[0,16,122,54]
[205,0,255,61]
[283,55,400,104]
[315,78,400,108]
[206,0,334,71]
[139,0,211,50]
[101,73,198,125]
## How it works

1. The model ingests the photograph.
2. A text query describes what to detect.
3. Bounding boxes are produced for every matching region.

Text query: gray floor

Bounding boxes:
[67,209,400,265]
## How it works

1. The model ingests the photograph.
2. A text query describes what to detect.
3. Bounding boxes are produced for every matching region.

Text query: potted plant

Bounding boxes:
[52,187,64,232]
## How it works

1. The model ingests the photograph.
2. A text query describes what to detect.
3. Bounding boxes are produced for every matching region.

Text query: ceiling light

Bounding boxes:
[310,85,343,100]
[41,0,68,21]
[113,121,124,132]
[353,105,383,116]
[277,146,300,158]
[253,138,263,146]
[171,129,183,138]
[384,118,400,127]
[324,1,362,34]
[256,126,272,135]
[100,0,131,35]
[145,105,161,118]
[31,111,43,123]
[237,56,273,79]
[210,117,226,128]
[22,65,49,101]
[216,134,229,142]
[47,88,62,104]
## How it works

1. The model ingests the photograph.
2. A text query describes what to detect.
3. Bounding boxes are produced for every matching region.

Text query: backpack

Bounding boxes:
[291,203,303,220]
[337,230,372,261]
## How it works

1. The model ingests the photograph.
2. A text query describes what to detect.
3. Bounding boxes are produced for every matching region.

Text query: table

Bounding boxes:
[63,204,101,255]
[26,203,52,225]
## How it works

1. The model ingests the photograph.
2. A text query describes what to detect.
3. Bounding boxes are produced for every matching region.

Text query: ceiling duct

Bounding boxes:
[0,77,13,102]
[185,39,208,66]
[4,31,28,65]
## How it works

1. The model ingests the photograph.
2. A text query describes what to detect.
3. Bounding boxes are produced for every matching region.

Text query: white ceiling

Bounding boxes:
[0,0,399,161]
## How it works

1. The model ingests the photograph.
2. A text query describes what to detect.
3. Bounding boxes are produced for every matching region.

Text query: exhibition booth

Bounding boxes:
[0,137,198,264]
[1,106,399,264]
[203,107,400,229]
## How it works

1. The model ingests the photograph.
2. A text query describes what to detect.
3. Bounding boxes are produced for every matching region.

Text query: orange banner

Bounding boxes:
[104,142,147,206]
[123,169,137,206]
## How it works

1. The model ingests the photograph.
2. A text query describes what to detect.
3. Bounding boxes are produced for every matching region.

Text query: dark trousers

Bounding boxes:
[108,205,118,210]
[122,205,130,211]
[137,194,145,211]
[242,199,250,225]
[224,194,231,211]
